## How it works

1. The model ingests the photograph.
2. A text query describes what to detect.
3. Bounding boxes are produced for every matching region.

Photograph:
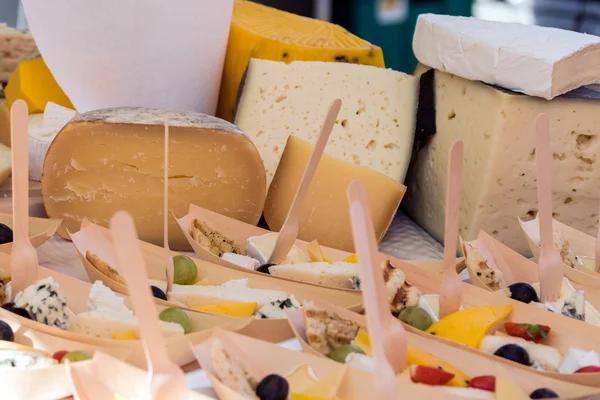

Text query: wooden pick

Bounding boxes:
[109,211,185,395]
[595,203,600,273]
[9,99,38,302]
[347,179,404,398]
[535,113,563,301]
[66,362,115,400]
[268,98,342,264]
[164,118,174,294]
[439,140,464,318]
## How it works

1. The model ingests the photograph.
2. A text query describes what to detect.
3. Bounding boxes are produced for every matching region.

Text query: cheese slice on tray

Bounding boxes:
[269,262,358,289]
[413,14,600,99]
[42,107,267,250]
[235,59,418,188]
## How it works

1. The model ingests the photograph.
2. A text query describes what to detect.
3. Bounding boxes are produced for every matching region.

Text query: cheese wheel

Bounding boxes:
[264,136,406,252]
[235,59,418,188]
[42,107,266,250]
[217,0,385,122]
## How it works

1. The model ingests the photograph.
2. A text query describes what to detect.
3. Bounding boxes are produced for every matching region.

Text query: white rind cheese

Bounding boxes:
[413,14,600,99]
[235,59,418,187]
[268,262,359,289]
[42,107,267,250]
[404,67,600,255]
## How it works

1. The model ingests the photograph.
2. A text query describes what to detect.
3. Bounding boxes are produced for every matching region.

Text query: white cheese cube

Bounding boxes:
[222,253,260,271]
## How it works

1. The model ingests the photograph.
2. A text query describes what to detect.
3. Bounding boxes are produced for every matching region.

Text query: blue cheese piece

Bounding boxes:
[561,290,585,321]
[254,296,301,319]
[350,276,361,290]
[0,350,57,369]
[14,277,70,330]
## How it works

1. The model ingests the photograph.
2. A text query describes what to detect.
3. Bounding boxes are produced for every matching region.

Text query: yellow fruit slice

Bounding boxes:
[426,305,513,348]
[307,240,332,263]
[112,330,137,340]
[301,367,346,398]
[217,0,385,122]
[193,302,257,317]
[406,345,470,387]
[285,364,319,394]
[342,254,358,263]
[350,330,469,387]
[350,329,372,356]
[496,374,529,399]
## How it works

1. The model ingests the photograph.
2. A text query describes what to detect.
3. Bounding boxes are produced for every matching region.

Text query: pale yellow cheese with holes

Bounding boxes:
[404,65,600,255]
[42,107,266,250]
[235,59,418,189]
[264,136,406,252]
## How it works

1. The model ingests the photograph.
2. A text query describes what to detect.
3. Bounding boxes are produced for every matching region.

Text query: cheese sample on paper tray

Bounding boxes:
[264,136,406,252]
[42,107,266,250]
[404,66,600,255]
[413,14,600,99]
[217,0,384,121]
[235,59,418,188]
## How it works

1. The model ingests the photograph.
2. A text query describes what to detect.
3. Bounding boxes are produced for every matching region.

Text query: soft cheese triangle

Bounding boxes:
[413,14,600,99]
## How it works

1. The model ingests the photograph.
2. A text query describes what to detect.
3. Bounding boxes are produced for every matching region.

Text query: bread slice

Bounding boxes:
[211,339,258,398]
[303,301,359,355]
[85,250,125,285]
[191,219,242,257]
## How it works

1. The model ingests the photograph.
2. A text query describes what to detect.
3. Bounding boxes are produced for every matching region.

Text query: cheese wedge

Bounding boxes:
[42,107,267,249]
[413,14,600,99]
[269,262,358,289]
[217,0,384,122]
[264,137,405,252]
[247,232,309,265]
[404,66,600,255]
[5,58,73,113]
[235,59,417,187]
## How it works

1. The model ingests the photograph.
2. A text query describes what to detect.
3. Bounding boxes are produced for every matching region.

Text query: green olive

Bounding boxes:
[327,344,365,363]
[397,306,433,331]
[159,307,191,334]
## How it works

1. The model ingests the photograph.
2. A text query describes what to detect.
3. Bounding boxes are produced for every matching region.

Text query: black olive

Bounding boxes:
[257,264,274,274]
[508,282,539,304]
[0,320,14,342]
[530,388,559,399]
[150,285,167,300]
[256,374,289,400]
[494,344,531,366]
[1,303,31,320]
[0,224,13,245]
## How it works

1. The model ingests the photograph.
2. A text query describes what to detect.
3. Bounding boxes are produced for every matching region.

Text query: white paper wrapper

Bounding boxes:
[22,0,234,114]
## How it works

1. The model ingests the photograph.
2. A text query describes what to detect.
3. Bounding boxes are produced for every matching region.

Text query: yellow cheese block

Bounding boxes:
[264,136,405,252]
[112,330,138,340]
[217,0,385,122]
[285,364,319,394]
[306,240,332,263]
[193,302,256,317]
[5,58,74,114]
[42,107,267,250]
[0,101,9,147]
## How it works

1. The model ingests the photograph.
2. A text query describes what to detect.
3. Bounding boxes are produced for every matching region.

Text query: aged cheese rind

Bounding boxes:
[42,107,266,250]
[413,14,600,99]
[264,136,405,252]
[235,59,418,188]
[217,0,385,122]
[404,66,600,255]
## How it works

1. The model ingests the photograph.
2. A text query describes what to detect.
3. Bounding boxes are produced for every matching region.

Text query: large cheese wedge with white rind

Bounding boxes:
[269,262,358,289]
[413,14,600,99]
[404,66,600,255]
[42,107,266,249]
[0,143,11,187]
[264,136,406,252]
[235,59,418,188]
[217,0,384,122]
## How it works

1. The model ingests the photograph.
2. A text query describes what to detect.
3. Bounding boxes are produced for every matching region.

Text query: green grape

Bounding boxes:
[159,307,191,334]
[61,351,92,364]
[397,306,433,331]
[327,344,365,363]
[173,255,198,285]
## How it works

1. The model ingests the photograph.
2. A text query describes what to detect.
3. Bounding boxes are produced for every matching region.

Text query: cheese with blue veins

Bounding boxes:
[14,277,71,330]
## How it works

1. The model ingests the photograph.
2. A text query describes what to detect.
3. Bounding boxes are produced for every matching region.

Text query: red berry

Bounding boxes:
[574,366,600,373]
[468,375,496,392]
[410,365,455,385]
[52,350,69,363]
